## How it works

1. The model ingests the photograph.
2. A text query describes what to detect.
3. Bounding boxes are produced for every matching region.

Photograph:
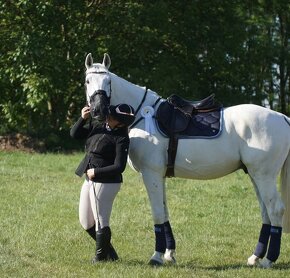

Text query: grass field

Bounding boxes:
[1,151,290,277]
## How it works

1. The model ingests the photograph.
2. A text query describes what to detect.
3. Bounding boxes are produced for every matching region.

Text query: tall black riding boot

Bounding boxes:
[86,225,96,241]
[92,226,111,263]
[107,243,119,261]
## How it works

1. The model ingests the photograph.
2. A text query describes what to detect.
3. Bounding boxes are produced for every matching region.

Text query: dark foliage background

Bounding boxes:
[0,0,289,150]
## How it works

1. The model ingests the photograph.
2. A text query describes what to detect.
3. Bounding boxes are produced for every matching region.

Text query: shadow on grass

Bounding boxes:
[163,261,245,270]
[124,259,246,270]
[176,261,290,271]
[83,258,290,271]
[273,262,290,270]
[200,264,250,271]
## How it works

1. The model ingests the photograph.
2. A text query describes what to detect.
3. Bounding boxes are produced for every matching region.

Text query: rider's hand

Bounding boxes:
[81,106,91,119]
[86,168,95,180]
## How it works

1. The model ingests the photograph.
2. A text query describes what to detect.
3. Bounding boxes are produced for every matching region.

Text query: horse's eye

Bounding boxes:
[86,80,90,84]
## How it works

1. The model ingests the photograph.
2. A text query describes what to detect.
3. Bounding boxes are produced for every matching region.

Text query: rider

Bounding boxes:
[70,103,135,263]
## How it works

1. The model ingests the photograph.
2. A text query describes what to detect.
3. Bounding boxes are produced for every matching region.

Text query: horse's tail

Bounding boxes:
[281,149,290,233]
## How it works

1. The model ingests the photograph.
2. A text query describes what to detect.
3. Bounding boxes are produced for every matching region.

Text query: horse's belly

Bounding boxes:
[174,139,241,180]
[174,161,241,179]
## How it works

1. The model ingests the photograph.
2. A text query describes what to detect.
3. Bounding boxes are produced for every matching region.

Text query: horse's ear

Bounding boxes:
[102,53,111,69]
[85,53,93,69]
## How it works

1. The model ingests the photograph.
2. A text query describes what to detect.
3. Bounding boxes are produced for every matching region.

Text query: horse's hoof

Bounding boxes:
[164,249,176,264]
[149,259,163,266]
[258,258,273,269]
[247,254,260,266]
[149,251,164,266]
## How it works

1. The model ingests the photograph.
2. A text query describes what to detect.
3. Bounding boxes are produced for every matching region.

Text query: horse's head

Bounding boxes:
[85,53,112,121]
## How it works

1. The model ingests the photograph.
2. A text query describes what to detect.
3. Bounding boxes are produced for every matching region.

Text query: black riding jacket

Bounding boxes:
[70,117,130,183]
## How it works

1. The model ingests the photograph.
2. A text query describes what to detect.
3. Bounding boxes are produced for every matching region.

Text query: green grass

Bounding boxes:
[1,151,290,277]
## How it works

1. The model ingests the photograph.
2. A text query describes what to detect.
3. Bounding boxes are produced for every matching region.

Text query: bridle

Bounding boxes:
[85,69,162,128]
[85,70,112,106]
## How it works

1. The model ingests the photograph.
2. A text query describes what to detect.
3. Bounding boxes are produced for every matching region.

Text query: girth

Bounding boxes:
[156,94,223,177]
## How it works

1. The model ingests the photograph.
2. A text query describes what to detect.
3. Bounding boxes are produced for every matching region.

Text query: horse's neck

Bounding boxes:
[111,73,161,110]
[145,89,162,106]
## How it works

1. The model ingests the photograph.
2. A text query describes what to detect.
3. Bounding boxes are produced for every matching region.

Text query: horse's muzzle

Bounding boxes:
[89,90,110,121]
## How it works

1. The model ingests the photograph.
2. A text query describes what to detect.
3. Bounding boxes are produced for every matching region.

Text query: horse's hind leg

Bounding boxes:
[249,175,284,268]
[247,178,271,266]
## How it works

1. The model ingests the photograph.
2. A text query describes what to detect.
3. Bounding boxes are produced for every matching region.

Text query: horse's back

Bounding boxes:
[174,104,290,179]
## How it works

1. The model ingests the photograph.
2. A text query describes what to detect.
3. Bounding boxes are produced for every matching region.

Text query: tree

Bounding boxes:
[0,0,289,149]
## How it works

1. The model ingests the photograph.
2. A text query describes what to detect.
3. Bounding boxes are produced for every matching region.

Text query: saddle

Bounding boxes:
[168,94,218,115]
[156,94,223,177]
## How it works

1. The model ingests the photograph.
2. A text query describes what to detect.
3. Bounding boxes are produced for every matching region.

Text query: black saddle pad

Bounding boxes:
[156,101,223,138]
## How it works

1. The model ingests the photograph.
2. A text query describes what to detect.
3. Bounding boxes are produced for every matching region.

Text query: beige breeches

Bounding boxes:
[79,179,121,231]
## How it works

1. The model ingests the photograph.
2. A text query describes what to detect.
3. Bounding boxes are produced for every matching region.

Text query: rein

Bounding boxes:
[86,69,162,130]
[135,88,148,115]
[130,88,162,129]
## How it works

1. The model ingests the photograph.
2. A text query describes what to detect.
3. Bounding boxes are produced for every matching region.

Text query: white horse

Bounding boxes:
[83,53,290,268]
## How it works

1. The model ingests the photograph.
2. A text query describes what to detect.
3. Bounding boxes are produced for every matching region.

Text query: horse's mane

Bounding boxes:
[109,70,160,98]
[87,62,160,99]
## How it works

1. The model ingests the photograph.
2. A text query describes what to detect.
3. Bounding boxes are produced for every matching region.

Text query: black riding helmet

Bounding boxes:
[108,104,135,126]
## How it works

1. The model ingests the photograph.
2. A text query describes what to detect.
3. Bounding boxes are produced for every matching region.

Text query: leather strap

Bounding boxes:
[165,135,178,177]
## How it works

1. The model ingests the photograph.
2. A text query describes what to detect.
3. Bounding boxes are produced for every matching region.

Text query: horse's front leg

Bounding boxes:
[141,171,176,265]
[163,183,176,264]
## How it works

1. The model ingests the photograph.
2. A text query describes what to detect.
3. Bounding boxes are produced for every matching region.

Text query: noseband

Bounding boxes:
[85,71,111,105]
[89,89,108,103]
